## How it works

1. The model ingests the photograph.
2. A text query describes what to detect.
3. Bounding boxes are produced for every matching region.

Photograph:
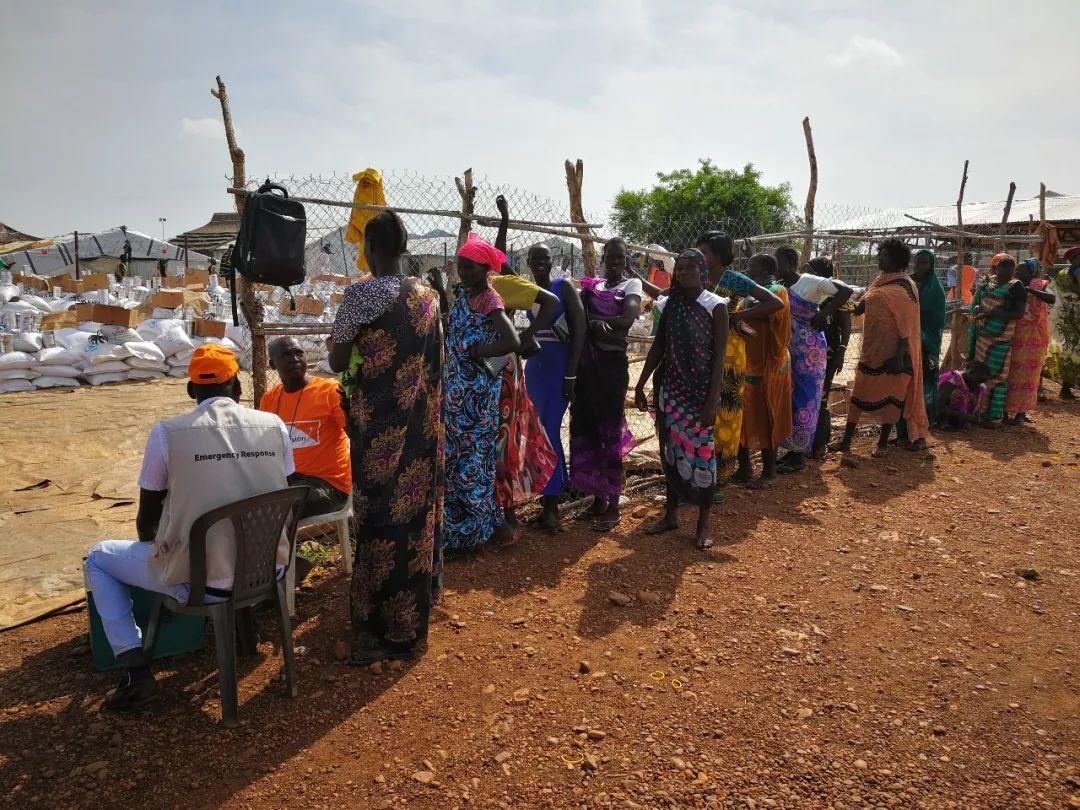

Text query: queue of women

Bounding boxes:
[324,198,1080,665]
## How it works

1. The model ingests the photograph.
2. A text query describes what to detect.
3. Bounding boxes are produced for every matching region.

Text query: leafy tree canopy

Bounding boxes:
[611,160,797,249]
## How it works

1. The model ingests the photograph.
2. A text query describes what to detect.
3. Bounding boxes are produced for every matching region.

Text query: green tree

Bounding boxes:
[612,160,797,249]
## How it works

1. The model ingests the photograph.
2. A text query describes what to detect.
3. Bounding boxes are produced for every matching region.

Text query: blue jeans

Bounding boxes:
[85,540,204,657]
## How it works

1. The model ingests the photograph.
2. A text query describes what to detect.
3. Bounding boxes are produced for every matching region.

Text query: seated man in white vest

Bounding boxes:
[85,344,295,711]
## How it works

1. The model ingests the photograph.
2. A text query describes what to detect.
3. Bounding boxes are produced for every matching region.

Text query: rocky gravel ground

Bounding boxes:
[1,401,1077,809]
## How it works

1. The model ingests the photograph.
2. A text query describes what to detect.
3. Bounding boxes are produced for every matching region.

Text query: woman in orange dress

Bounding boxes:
[830,238,929,456]
[1004,259,1055,424]
[734,253,793,489]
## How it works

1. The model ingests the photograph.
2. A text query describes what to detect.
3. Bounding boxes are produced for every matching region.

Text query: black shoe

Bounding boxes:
[104,670,159,712]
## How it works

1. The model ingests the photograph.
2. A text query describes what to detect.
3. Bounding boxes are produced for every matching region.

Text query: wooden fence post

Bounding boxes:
[995,181,1016,253]
[212,75,267,405]
[942,159,970,374]
[801,117,817,263]
[565,159,597,276]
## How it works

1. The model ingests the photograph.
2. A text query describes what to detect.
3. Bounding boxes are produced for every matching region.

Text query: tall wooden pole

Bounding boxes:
[565,159,597,276]
[955,159,969,270]
[801,117,818,264]
[996,181,1016,253]
[942,160,970,374]
[212,75,266,404]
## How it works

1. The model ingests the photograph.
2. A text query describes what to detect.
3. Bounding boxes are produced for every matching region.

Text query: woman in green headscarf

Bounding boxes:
[898,248,946,441]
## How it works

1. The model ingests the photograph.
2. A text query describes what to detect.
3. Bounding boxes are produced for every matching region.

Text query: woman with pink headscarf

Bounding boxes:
[435,233,522,550]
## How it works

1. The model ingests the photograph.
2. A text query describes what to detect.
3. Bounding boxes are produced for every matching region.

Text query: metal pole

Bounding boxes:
[73,231,81,279]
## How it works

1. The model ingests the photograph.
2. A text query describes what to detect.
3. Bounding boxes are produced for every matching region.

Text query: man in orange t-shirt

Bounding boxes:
[260,337,351,519]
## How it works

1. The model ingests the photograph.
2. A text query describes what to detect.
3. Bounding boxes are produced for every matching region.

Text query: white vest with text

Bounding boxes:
[150,399,290,587]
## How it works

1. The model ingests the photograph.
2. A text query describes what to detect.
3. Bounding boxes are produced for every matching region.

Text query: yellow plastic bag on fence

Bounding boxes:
[344,168,387,272]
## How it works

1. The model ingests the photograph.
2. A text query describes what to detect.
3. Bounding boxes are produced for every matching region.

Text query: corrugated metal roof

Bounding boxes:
[830,195,1080,232]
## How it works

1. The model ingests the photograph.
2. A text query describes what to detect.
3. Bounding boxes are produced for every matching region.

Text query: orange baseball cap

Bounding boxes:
[188,344,239,385]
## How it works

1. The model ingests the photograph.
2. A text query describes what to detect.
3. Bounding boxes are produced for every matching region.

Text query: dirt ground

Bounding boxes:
[1,391,1078,809]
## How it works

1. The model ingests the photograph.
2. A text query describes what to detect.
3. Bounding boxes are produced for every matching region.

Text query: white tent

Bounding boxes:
[304,227,457,278]
[1,227,210,278]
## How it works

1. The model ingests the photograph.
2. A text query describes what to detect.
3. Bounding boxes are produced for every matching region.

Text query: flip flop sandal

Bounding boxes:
[590,518,619,533]
[644,521,679,535]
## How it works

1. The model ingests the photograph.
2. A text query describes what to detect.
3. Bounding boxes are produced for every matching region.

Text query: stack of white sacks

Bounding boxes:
[0,319,250,393]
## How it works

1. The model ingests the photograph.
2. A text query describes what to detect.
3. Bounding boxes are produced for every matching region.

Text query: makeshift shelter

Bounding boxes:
[829,193,1080,247]
[170,212,240,261]
[0,221,40,248]
[0,226,210,278]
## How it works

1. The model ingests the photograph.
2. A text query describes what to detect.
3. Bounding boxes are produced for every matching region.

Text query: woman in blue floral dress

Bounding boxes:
[433,234,522,551]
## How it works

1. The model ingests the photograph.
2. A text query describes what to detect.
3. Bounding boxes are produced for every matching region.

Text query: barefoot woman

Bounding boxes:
[570,238,642,532]
[831,239,929,455]
[634,249,728,548]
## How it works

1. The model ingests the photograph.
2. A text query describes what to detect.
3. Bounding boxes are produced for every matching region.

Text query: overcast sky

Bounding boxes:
[2,0,1078,241]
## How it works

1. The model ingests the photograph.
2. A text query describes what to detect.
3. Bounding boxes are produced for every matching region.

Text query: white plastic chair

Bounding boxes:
[285,492,353,615]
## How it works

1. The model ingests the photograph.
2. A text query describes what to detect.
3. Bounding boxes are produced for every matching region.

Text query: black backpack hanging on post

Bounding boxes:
[226,180,306,325]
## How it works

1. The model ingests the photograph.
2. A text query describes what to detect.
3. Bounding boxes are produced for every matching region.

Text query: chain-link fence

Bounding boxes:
[238,170,1034,528]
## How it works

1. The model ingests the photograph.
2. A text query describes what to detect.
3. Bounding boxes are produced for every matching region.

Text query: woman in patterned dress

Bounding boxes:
[773,247,853,473]
[327,211,443,666]
[431,233,522,551]
[569,238,642,532]
[968,253,1027,426]
[1005,259,1055,424]
[1047,246,1080,399]
[830,239,930,455]
[694,232,783,496]
[634,249,728,549]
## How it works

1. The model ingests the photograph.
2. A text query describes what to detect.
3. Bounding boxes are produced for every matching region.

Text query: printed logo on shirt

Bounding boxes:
[287,420,321,450]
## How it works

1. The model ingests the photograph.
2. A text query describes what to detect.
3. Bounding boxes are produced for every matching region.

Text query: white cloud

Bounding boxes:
[179,117,224,141]
[828,34,904,68]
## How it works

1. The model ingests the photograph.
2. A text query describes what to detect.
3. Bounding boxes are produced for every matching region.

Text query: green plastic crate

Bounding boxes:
[85,572,206,671]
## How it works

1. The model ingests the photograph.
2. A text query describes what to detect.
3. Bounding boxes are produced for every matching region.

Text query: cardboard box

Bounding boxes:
[330,292,345,305]
[40,310,77,330]
[147,290,186,310]
[55,273,111,294]
[75,303,144,328]
[193,319,226,339]
[184,269,210,288]
[278,295,325,317]
[162,276,187,289]
[314,273,352,286]
[13,272,51,292]
[74,303,98,323]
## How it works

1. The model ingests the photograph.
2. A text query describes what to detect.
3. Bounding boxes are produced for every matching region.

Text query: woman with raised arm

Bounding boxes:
[523,240,586,533]
[487,196,559,539]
